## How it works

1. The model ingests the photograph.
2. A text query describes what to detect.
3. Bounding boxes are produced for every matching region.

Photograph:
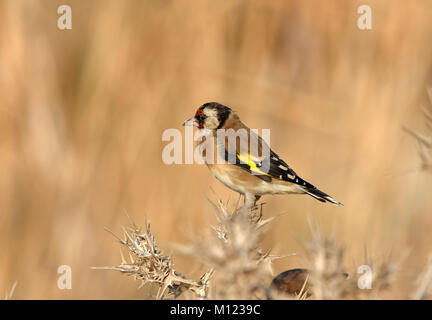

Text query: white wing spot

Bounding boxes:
[278,164,288,170]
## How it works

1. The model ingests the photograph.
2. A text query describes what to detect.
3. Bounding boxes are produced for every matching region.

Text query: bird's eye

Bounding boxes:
[198,114,207,122]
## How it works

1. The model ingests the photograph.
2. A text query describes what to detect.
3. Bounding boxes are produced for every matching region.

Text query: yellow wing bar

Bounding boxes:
[237,153,271,177]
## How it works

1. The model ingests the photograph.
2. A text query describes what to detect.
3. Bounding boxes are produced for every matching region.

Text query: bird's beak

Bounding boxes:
[183,117,199,127]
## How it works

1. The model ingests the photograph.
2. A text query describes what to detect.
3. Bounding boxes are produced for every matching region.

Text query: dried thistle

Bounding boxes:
[93,215,212,299]
[98,199,416,300]
[354,249,409,299]
[302,219,349,299]
[301,218,408,299]
[175,197,283,299]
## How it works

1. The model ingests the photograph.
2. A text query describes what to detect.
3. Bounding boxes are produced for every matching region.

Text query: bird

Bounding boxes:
[183,102,342,209]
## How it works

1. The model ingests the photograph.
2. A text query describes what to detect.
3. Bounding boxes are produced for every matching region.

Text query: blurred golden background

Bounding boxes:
[1,0,431,299]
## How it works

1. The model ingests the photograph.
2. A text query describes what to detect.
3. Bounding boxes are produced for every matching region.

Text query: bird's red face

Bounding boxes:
[183,107,207,129]
[194,108,207,129]
[183,103,231,131]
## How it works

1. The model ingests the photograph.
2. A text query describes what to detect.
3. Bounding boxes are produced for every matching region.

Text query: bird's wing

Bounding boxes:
[220,127,271,182]
[220,127,316,187]
[219,125,342,205]
[265,149,315,188]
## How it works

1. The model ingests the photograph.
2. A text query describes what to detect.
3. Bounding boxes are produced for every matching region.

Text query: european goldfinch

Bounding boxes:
[183,102,342,208]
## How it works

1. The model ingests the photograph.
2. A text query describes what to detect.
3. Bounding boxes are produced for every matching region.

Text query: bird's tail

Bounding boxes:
[303,187,342,206]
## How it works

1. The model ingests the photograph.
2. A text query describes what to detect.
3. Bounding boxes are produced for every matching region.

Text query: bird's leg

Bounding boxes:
[237,193,255,215]
[254,195,264,222]
[254,195,261,207]
[239,194,264,222]
[251,195,264,223]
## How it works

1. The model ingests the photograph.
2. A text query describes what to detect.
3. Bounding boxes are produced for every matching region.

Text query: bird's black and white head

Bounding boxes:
[183,102,232,131]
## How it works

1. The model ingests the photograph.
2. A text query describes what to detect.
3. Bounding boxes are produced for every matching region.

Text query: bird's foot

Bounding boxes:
[249,202,265,224]
[235,195,264,223]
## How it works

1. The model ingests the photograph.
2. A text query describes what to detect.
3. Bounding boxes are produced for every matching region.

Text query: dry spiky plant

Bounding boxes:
[93,216,213,299]
[301,219,407,300]
[4,281,17,300]
[175,198,283,299]
[97,198,291,300]
[98,204,414,300]
[403,87,432,173]
[411,253,432,300]
[302,219,350,299]
[98,197,429,300]
[357,249,409,299]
